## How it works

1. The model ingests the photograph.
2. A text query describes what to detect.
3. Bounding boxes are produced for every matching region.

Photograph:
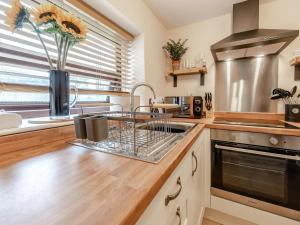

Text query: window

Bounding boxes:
[0,0,133,117]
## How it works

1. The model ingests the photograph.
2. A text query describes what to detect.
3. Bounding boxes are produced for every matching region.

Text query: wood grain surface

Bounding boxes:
[214,112,284,121]
[172,117,300,137]
[1,113,300,225]
[0,125,75,155]
[0,123,205,225]
[205,115,300,137]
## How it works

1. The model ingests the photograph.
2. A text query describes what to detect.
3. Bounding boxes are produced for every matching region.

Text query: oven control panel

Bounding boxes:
[211,129,300,151]
[269,136,279,146]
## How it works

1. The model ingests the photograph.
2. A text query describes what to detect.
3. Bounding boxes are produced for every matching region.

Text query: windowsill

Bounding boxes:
[0,105,113,137]
[0,118,74,137]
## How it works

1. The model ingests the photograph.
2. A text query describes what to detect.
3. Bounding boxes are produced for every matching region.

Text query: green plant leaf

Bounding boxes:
[43,27,60,33]
[162,38,188,60]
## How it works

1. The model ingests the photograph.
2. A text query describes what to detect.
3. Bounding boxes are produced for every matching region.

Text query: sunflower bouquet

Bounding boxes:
[6,0,88,70]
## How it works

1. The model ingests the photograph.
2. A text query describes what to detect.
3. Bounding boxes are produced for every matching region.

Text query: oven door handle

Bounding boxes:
[215,144,300,161]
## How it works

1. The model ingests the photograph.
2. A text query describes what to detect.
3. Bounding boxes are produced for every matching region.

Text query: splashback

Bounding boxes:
[215,55,278,112]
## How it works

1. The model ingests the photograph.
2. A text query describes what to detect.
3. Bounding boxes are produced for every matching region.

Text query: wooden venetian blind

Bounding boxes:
[0,0,134,104]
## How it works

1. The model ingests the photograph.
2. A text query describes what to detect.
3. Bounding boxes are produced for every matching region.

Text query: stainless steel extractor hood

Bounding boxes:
[211,0,299,62]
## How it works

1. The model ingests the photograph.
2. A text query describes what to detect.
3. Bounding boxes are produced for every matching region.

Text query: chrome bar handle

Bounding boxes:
[192,151,198,176]
[165,177,182,206]
[176,207,181,225]
[215,144,300,161]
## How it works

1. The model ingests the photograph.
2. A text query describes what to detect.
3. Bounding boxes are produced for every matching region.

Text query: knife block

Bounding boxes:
[285,104,300,122]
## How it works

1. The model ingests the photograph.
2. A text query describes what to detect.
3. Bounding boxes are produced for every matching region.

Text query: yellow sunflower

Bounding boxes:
[32,3,62,25]
[5,0,29,31]
[57,12,87,40]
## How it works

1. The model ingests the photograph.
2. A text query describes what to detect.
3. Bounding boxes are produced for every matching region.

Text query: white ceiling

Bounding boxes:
[143,0,247,28]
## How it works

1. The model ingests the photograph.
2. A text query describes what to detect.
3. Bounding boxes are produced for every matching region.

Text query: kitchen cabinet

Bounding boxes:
[136,129,208,225]
[187,129,208,225]
[165,198,188,225]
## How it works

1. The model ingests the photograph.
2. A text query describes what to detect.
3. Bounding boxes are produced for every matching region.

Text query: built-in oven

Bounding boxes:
[211,129,300,221]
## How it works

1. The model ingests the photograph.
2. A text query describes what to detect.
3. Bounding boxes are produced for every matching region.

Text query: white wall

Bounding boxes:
[260,0,300,111]
[165,13,232,97]
[103,0,168,106]
[166,0,300,112]
[89,0,300,112]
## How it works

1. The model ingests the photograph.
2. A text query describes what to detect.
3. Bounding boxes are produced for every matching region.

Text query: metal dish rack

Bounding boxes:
[71,111,184,163]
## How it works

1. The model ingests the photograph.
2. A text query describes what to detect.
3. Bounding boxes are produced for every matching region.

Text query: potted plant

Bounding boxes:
[5,0,87,118]
[163,39,188,71]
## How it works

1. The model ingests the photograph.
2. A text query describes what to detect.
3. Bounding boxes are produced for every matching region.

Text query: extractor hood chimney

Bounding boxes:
[211,0,299,62]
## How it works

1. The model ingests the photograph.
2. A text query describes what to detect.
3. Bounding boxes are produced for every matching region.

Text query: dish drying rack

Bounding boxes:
[71,111,183,163]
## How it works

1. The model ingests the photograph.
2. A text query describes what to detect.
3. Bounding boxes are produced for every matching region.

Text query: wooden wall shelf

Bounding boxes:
[289,57,300,81]
[290,56,300,66]
[168,67,207,87]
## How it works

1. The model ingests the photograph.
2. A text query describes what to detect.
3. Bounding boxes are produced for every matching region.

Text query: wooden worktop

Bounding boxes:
[206,122,300,137]
[1,113,300,225]
[205,112,300,137]
[172,117,300,137]
[0,123,205,225]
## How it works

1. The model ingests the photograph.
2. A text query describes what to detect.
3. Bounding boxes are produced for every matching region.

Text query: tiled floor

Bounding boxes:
[202,218,222,225]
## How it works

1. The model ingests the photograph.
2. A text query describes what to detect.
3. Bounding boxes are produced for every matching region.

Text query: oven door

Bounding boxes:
[211,141,300,220]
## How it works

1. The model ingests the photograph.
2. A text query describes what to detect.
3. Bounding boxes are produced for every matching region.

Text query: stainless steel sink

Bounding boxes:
[137,122,195,133]
[71,121,196,164]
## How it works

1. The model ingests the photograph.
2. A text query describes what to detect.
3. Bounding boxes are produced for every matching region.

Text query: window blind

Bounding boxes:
[0,0,133,106]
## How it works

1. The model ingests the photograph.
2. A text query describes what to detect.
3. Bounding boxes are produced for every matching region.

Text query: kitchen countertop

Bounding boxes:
[172,117,300,137]
[0,120,206,225]
[2,117,299,138]
[1,116,300,225]
[0,118,74,137]
[205,120,300,137]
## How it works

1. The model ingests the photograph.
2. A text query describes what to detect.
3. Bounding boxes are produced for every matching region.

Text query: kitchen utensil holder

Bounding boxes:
[74,114,94,139]
[85,116,108,142]
[285,104,300,122]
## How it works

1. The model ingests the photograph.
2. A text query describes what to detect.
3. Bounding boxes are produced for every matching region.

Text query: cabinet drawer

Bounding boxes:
[166,197,188,225]
[162,147,193,205]
[136,151,191,225]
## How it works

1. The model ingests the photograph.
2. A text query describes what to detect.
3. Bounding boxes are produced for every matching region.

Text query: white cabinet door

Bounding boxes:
[136,147,191,225]
[186,130,207,225]
[166,197,189,225]
[136,129,209,225]
[201,129,211,208]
